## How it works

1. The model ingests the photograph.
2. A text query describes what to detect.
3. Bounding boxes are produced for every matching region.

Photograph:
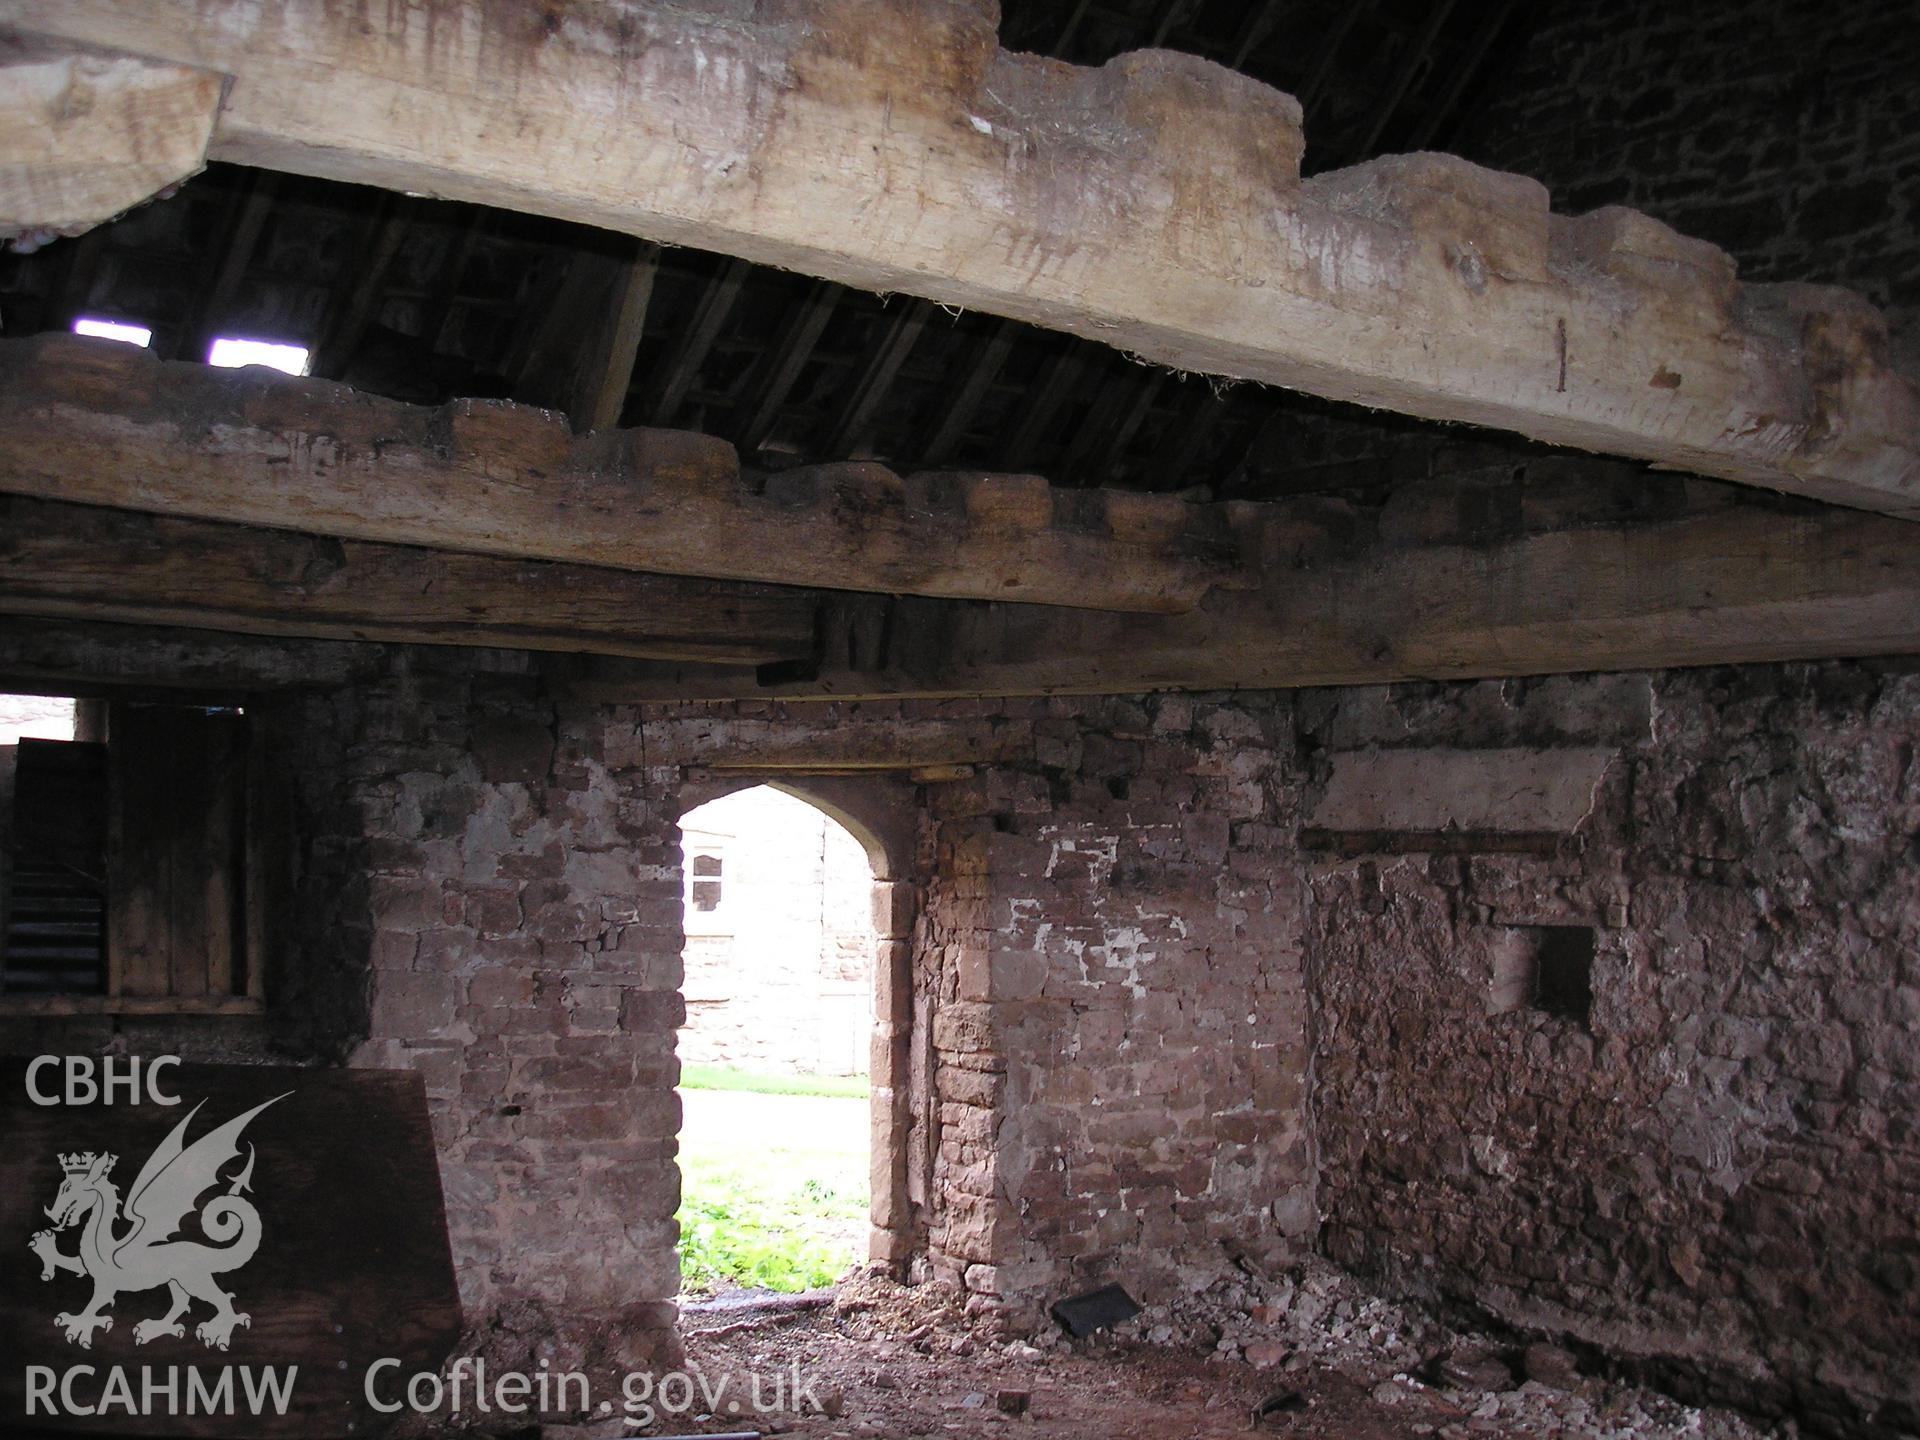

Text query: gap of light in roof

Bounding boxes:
[72,317,153,347]
[208,337,310,375]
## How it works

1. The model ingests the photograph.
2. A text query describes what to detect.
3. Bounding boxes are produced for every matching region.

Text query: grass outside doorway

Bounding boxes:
[677,1065,870,1295]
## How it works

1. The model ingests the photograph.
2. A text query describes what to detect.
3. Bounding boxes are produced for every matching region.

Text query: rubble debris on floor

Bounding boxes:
[525,1262,1777,1440]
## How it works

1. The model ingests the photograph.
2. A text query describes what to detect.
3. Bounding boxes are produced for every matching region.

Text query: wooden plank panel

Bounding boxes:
[0,1061,461,1438]
[105,705,248,1000]
[161,710,247,999]
[202,716,247,998]
[106,702,172,999]
[243,716,279,1002]
[165,708,209,999]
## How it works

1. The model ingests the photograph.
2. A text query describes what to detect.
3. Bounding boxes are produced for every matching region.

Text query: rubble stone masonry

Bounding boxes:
[914,695,1316,1319]
[1303,663,1920,1435]
[4,652,1913,1433]
[1463,0,1920,327]
[286,668,689,1379]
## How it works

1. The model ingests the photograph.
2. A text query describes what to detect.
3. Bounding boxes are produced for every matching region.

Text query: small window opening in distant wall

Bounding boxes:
[1489,925,1595,1025]
[689,852,724,912]
[72,317,152,348]
[207,337,310,376]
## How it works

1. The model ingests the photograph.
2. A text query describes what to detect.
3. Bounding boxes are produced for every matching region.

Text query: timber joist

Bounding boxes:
[0,333,1240,614]
[2,334,1919,696]
[0,493,822,666]
[0,0,1914,516]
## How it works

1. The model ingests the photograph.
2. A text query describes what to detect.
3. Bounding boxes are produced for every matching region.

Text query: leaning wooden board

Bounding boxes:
[0,1060,462,1438]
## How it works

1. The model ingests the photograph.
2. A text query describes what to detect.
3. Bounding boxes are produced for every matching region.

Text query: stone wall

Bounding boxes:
[606,695,1322,1325]
[1466,0,1920,327]
[7,632,1915,1434]
[294,668,689,1379]
[0,666,696,1382]
[915,694,1318,1323]
[1301,662,1920,1436]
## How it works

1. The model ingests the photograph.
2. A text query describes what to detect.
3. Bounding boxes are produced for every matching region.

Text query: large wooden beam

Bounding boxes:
[0,617,393,695]
[2,0,1913,515]
[0,333,1237,613]
[6,471,1919,703]
[0,33,220,242]
[0,495,819,664]
[572,471,1920,700]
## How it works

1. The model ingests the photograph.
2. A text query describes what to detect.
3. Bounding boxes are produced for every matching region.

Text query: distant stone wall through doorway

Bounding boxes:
[678,784,877,1077]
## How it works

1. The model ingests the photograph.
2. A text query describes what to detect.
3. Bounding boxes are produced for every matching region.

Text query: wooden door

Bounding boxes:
[107,703,250,1000]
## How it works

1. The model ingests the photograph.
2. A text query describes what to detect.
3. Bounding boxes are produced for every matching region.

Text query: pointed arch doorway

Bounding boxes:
[671,779,915,1296]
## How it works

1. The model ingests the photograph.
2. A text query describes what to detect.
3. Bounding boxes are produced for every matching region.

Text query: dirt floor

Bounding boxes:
[629,1265,1776,1440]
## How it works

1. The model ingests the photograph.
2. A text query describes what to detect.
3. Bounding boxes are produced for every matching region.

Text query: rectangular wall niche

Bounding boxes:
[1489,925,1595,1026]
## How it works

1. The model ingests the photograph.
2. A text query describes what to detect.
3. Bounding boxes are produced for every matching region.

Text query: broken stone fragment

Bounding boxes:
[1432,1348,1516,1392]
[1244,1339,1290,1368]
[1521,1342,1583,1390]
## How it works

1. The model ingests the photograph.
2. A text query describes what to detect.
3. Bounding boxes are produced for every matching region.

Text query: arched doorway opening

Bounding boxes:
[672,781,913,1297]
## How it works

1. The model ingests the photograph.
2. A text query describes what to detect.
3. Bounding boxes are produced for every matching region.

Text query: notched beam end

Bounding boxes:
[1549,205,1739,312]
[577,425,744,493]
[1737,282,1920,516]
[977,43,1305,232]
[1306,152,1552,284]
[0,33,224,240]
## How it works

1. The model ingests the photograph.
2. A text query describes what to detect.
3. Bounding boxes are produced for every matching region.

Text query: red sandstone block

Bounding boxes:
[620,988,689,1032]
[369,969,460,1036]
[368,877,446,932]
[468,969,535,1008]
[465,884,524,937]
[496,843,567,880]
[370,929,420,970]
[933,1002,997,1053]
[939,1068,1003,1107]
[539,1100,634,1142]
[872,880,918,936]
[517,1054,635,1091]
[414,927,476,971]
